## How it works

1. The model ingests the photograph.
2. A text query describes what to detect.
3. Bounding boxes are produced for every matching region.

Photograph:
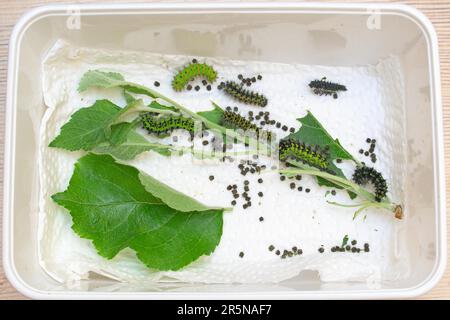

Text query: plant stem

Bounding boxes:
[276,165,400,218]
[326,201,371,208]
[178,147,262,159]
[285,159,377,201]
[127,140,261,160]
[112,99,179,126]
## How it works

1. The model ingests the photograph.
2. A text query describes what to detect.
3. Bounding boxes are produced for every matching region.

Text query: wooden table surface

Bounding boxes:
[0,0,449,300]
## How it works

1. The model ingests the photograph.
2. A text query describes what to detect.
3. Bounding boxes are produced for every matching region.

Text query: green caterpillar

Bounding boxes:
[172,59,217,91]
[141,113,196,137]
[221,110,273,141]
[279,139,329,170]
[219,81,268,107]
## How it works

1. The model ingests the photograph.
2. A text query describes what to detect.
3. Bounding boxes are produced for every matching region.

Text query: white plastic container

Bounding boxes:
[3,2,446,299]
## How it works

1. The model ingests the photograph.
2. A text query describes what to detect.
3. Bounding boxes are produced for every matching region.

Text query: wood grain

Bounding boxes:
[0,0,449,300]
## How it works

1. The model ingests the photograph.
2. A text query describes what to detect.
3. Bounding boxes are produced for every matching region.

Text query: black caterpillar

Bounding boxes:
[309,77,347,99]
[219,81,268,107]
[172,59,217,91]
[221,110,273,141]
[352,166,388,202]
[141,113,196,137]
[278,139,329,170]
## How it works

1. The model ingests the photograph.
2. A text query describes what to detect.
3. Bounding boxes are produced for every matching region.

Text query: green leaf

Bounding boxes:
[285,111,354,161]
[123,91,136,104]
[49,100,120,151]
[79,70,157,98]
[105,99,179,145]
[108,121,138,146]
[104,99,147,143]
[112,100,179,132]
[49,97,172,158]
[139,173,225,212]
[284,111,356,197]
[148,101,178,113]
[93,130,171,160]
[197,104,225,125]
[51,153,224,271]
[106,99,147,132]
[78,71,125,92]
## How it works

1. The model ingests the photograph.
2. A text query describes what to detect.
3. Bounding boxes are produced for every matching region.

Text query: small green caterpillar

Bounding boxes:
[172,59,217,91]
[352,166,388,202]
[141,113,196,137]
[221,110,273,141]
[279,139,329,170]
[219,81,268,107]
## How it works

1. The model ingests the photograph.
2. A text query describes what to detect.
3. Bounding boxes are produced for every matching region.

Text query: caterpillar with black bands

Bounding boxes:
[221,110,273,141]
[309,77,347,99]
[220,81,268,107]
[352,166,388,202]
[172,60,217,91]
[278,139,329,171]
[141,113,196,137]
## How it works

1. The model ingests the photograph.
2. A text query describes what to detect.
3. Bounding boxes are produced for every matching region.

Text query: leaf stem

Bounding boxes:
[119,139,261,160]
[276,164,400,218]
[326,201,371,208]
[284,160,376,201]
